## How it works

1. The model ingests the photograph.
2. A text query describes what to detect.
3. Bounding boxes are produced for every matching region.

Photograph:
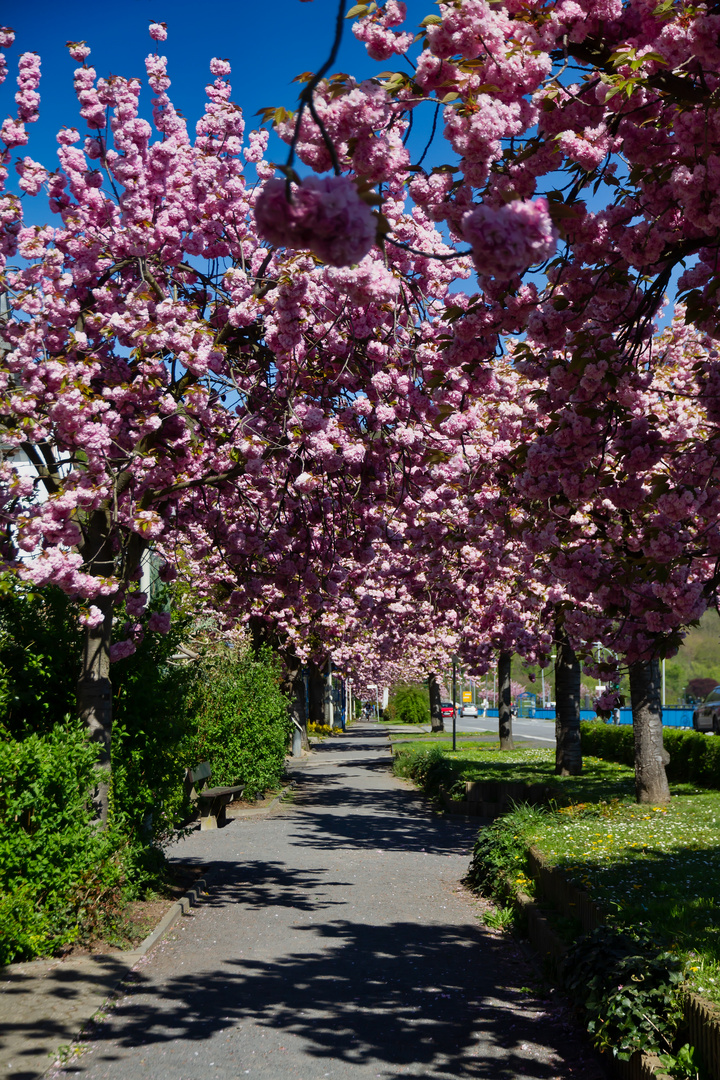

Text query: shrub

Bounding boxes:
[0,579,295,961]
[388,684,431,725]
[561,925,685,1060]
[194,645,291,797]
[580,721,720,788]
[579,721,635,766]
[0,576,82,738]
[110,603,200,883]
[663,728,720,788]
[465,805,545,902]
[392,744,452,796]
[0,718,121,965]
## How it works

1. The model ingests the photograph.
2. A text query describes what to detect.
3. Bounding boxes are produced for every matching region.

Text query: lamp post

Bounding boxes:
[451,656,458,752]
[662,658,666,708]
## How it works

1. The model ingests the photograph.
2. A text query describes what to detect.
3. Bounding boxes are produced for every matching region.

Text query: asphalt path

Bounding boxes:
[446,716,558,744]
[49,724,603,1080]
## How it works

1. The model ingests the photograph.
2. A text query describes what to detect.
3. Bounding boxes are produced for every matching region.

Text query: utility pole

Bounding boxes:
[452,656,457,752]
[662,658,666,708]
[324,657,334,729]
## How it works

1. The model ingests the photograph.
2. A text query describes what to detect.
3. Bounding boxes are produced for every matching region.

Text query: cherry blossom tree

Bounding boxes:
[5,0,720,818]
[342,0,720,799]
[0,14,474,811]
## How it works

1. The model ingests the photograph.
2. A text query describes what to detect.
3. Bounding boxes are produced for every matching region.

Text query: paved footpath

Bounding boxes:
[47,724,604,1080]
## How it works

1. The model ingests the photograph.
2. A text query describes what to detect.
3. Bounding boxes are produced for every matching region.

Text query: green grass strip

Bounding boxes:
[393,741,720,1007]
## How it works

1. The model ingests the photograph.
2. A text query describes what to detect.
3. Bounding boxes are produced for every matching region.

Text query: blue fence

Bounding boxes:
[461,706,694,727]
[615,707,694,728]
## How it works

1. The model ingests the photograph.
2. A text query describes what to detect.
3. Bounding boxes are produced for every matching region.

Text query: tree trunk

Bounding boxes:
[284,656,310,754]
[308,661,325,724]
[429,673,443,732]
[630,658,670,805]
[76,511,119,827]
[498,651,513,749]
[554,623,582,775]
[77,595,114,825]
[324,656,334,728]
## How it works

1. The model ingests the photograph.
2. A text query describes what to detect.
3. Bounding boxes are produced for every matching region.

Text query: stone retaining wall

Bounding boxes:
[439,779,554,818]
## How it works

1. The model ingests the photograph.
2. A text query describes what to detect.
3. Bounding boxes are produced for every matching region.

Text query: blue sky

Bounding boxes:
[2,0,687,317]
[4,0,437,172]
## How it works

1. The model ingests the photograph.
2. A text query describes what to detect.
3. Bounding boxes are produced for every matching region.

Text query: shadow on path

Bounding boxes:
[77,917,586,1079]
[288,799,477,856]
[181,858,353,914]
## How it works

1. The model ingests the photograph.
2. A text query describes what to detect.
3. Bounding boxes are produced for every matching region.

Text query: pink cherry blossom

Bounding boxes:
[148,611,171,633]
[461,199,558,279]
[254,175,376,267]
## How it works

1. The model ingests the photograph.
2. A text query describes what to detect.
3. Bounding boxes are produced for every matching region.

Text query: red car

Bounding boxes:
[440,701,455,720]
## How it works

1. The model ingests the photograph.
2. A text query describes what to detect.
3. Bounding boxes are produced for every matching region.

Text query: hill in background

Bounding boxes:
[512,609,720,707]
[663,608,720,703]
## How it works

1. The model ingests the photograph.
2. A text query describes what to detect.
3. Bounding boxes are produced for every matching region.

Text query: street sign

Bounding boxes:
[462,690,472,703]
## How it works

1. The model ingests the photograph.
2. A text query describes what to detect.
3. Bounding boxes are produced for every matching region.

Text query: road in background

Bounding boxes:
[444,715,557,744]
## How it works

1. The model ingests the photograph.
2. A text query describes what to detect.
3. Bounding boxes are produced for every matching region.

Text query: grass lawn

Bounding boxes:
[377,720,429,728]
[393,741,720,1006]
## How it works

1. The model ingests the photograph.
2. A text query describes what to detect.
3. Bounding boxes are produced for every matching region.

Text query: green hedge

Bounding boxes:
[580,721,720,788]
[111,606,199,875]
[387,684,431,725]
[193,645,291,797]
[392,744,454,795]
[0,576,294,963]
[0,719,120,965]
[0,578,82,738]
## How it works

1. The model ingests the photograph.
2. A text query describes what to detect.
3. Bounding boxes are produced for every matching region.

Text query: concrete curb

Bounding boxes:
[34,872,214,1077]
[135,870,212,957]
[226,783,294,818]
[265,784,294,812]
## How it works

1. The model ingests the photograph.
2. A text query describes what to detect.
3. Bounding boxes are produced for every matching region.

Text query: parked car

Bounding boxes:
[462,703,478,718]
[693,687,720,733]
[440,701,455,720]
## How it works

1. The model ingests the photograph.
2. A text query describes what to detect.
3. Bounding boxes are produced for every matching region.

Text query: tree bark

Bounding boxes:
[498,651,513,749]
[308,661,325,725]
[77,595,114,826]
[554,623,582,775]
[324,656,334,728]
[630,658,671,804]
[284,656,310,754]
[429,673,443,732]
[76,511,118,827]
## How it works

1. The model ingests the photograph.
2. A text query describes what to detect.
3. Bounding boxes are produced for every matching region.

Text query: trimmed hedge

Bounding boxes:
[193,645,291,798]
[387,684,431,725]
[580,721,720,788]
[0,718,121,965]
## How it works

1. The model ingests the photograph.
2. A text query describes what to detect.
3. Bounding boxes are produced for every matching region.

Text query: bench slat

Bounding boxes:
[198,784,244,799]
[190,761,213,784]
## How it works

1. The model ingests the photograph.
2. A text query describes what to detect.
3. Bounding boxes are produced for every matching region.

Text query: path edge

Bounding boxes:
[135,868,212,956]
[40,869,214,1077]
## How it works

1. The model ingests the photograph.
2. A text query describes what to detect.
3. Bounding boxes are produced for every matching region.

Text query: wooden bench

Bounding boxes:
[185,761,244,830]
